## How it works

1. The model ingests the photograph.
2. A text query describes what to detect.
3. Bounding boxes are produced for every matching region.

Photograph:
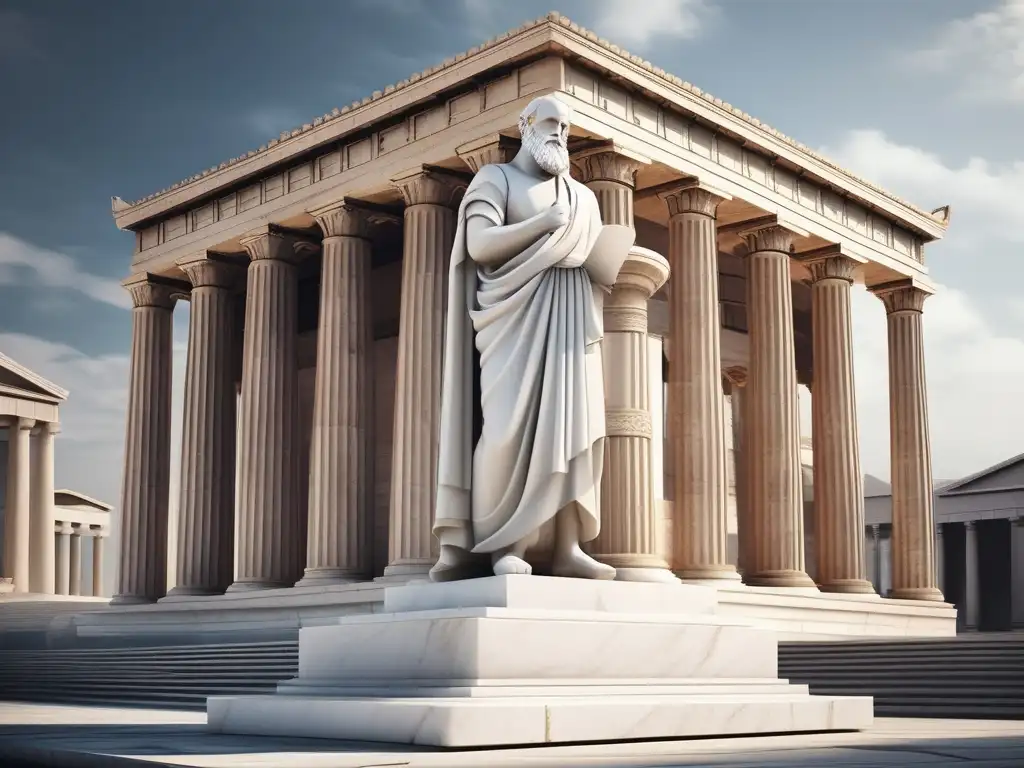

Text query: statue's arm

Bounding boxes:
[465,166,562,267]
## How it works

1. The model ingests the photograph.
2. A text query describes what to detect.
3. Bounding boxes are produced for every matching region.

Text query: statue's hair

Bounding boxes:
[518,95,562,138]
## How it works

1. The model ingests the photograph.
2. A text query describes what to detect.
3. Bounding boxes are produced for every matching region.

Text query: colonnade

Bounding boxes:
[54,521,106,597]
[1,418,58,594]
[113,142,943,605]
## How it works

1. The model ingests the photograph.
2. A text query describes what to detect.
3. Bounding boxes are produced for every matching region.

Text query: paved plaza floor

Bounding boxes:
[0,702,1022,767]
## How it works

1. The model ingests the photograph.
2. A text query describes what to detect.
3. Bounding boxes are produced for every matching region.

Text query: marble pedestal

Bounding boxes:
[207,576,872,747]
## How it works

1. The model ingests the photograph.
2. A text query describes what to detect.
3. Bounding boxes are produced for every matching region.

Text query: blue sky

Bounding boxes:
[2,0,1023,509]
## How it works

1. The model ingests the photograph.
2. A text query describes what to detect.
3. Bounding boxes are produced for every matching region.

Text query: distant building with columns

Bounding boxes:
[98,14,956,640]
[0,354,111,597]
[866,460,1024,633]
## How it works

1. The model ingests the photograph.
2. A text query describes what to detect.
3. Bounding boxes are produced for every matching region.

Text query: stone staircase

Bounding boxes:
[0,640,299,710]
[779,634,1024,719]
[0,596,110,650]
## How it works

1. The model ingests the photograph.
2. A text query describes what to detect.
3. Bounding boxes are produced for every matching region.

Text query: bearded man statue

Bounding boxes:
[430,95,634,582]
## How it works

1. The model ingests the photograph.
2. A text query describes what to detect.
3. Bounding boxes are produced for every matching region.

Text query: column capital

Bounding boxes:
[175,252,247,289]
[616,247,670,297]
[9,417,35,432]
[56,521,73,535]
[391,166,467,208]
[871,279,933,314]
[239,226,316,264]
[456,133,520,173]
[965,519,976,530]
[308,200,379,240]
[571,143,650,187]
[723,366,748,388]
[121,273,188,309]
[29,421,59,437]
[659,180,731,218]
[740,222,804,254]
[800,248,859,284]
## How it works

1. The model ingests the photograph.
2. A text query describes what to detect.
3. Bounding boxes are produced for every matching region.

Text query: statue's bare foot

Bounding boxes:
[552,546,616,580]
[429,544,470,582]
[492,552,532,576]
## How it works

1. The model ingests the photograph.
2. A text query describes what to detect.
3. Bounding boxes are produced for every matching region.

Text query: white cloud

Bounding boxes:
[908,0,1024,104]
[815,129,1024,483]
[0,233,129,310]
[591,0,712,47]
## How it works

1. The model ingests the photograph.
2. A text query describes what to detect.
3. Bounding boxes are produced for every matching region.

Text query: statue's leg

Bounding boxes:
[551,504,616,580]
[429,544,475,582]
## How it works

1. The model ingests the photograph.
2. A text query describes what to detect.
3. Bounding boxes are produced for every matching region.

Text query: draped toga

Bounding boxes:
[433,164,607,556]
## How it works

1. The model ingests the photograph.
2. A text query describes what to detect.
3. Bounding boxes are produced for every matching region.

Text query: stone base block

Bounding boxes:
[207,576,872,747]
[208,690,872,748]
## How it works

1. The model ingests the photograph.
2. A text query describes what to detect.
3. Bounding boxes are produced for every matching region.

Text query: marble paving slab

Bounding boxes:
[1,703,1024,767]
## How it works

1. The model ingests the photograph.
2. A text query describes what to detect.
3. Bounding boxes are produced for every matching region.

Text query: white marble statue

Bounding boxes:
[430,95,634,582]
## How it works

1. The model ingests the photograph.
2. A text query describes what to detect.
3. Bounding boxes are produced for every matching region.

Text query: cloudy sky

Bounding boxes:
[1,0,1022,513]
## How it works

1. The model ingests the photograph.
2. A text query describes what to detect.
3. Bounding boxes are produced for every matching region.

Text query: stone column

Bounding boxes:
[1011,517,1024,630]
[90,526,104,597]
[935,522,945,594]
[113,274,181,605]
[298,202,376,586]
[805,252,873,594]
[965,520,979,629]
[382,169,461,581]
[55,521,71,595]
[873,281,944,601]
[3,417,33,592]
[725,368,750,577]
[572,145,645,227]
[167,254,243,597]
[869,524,882,592]
[662,185,740,583]
[741,225,815,587]
[230,228,309,591]
[589,248,676,582]
[69,524,82,596]
[29,422,57,594]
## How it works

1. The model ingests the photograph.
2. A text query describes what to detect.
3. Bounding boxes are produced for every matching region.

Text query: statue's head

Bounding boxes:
[518,96,571,177]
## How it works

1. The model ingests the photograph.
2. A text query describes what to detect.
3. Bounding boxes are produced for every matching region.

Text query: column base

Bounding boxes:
[819,579,877,595]
[225,579,293,593]
[295,568,367,588]
[109,594,157,606]
[162,585,225,599]
[674,565,742,583]
[889,586,945,602]
[377,559,434,583]
[744,569,817,589]
[613,567,681,584]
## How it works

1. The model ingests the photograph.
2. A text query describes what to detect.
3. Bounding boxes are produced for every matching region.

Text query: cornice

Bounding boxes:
[112,11,949,241]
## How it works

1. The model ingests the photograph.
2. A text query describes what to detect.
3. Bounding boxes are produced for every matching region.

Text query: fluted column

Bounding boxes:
[229,228,310,591]
[589,248,676,581]
[873,281,944,601]
[91,527,104,597]
[113,274,181,605]
[298,202,376,586]
[663,185,740,583]
[965,521,979,629]
[55,521,71,595]
[806,253,873,594]
[3,417,33,592]
[572,145,645,227]
[69,524,82,596]
[741,225,815,587]
[935,522,945,594]
[725,367,750,577]
[167,254,243,597]
[29,422,57,594]
[382,169,461,581]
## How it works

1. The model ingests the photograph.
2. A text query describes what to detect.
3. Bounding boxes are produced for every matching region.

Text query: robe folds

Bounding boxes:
[433,165,608,556]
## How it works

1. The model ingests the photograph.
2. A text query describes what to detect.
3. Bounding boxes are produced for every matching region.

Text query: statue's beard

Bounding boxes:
[523,127,570,176]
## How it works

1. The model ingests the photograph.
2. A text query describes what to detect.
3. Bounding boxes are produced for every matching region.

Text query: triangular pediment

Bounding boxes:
[939,453,1024,495]
[0,352,68,403]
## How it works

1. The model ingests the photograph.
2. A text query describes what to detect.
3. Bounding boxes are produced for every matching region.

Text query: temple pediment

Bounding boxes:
[0,352,68,405]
